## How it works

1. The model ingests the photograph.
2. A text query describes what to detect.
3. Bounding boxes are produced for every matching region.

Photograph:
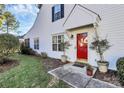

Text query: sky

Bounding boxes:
[2,4,39,36]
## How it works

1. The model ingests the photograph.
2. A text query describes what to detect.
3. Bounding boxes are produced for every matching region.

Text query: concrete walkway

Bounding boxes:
[48,63,120,88]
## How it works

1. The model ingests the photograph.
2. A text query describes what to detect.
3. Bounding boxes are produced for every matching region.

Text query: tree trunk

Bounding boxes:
[6,18,9,34]
[94,25,104,62]
[99,49,104,62]
[7,25,8,34]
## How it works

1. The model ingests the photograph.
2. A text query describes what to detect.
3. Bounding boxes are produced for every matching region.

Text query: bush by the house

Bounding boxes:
[0,34,20,57]
[41,52,48,58]
[0,34,19,64]
[116,57,124,85]
[20,43,36,55]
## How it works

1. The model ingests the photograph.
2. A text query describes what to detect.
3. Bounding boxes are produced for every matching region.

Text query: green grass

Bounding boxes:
[0,54,69,88]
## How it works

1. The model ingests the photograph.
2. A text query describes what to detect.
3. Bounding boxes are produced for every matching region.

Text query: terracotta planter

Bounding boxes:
[61,55,67,63]
[97,61,109,73]
[86,68,93,76]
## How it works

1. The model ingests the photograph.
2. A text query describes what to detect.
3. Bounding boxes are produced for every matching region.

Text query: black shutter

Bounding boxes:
[61,4,64,18]
[52,6,54,22]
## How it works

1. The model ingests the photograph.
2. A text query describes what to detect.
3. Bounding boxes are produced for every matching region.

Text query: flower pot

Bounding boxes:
[61,55,67,63]
[97,61,109,73]
[87,68,93,76]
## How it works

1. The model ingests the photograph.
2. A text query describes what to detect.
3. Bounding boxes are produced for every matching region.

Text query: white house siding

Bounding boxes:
[63,5,97,30]
[80,4,124,70]
[24,4,75,58]
[24,4,124,70]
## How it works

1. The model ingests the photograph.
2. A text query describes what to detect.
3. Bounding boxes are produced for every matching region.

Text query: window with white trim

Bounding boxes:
[52,4,64,22]
[34,38,39,50]
[52,35,64,51]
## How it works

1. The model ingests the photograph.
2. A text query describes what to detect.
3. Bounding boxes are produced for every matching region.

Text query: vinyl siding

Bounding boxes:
[24,4,124,70]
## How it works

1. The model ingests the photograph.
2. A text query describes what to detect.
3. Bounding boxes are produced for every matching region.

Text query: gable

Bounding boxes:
[63,5,98,30]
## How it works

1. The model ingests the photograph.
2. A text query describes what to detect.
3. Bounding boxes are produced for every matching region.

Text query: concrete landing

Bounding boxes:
[48,63,119,88]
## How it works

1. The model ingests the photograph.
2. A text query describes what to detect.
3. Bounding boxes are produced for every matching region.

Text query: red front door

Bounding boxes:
[77,33,88,60]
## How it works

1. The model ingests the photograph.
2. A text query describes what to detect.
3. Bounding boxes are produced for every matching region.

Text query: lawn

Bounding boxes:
[0,54,69,88]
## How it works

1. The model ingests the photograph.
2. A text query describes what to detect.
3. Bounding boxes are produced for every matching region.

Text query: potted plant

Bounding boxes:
[61,41,71,63]
[90,37,111,73]
[86,64,94,76]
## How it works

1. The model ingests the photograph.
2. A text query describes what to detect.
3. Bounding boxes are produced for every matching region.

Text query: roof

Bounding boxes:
[24,4,101,37]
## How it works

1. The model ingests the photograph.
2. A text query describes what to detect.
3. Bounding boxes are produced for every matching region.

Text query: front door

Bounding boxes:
[77,33,88,60]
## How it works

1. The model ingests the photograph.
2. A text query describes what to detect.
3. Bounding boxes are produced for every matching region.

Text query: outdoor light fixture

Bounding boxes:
[70,34,74,39]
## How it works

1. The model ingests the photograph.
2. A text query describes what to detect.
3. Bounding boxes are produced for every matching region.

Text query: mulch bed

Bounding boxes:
[0,59,19,73]
[93,69,123,87]
[41,57,70,71]
[42,57,124,87]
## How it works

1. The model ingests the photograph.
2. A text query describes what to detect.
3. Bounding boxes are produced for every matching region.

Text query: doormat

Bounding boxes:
[73,62,85,68]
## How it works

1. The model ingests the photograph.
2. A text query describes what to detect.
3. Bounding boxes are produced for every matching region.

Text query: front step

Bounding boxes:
[76,59,87,63]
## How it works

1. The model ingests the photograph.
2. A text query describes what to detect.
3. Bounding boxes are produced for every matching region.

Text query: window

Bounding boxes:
[52,35,64,51]
[52,4,64,22]
[25,38,30,48]
[34,38,39,50]
[52,36,57,51]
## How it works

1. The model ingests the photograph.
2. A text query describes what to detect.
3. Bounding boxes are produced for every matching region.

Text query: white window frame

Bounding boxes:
[34,38,39,50]
[52,34,64,52]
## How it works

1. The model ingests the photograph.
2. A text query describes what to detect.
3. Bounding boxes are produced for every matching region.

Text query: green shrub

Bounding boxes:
[41,52,47,58]
[0,58,4,64]
[116,57,124,85]
[0,33,19,58]
[20,43,36,55]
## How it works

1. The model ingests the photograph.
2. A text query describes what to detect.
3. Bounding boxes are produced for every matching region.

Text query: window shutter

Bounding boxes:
[61,4,64,18]
[52,6,54,22]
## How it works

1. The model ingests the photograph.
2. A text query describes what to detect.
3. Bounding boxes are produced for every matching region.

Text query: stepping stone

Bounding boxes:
[86,78,119,88]
[62,72,91,88]
[49,67,91,88]
[48,66,119,88]
[49,67,71,79]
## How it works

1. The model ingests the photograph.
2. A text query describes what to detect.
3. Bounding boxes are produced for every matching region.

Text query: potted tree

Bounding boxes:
[90,37,111,73]
[61,41,71,63]
[86,64,94,76]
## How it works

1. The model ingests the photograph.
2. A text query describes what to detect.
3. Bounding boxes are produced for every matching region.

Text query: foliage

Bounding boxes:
[86,64,94,70]
[116,57,124,85]
[2,11,19,33]
[20,43,36,55]
[90,37,111,62]
[63,41,71,49]
[0,5,19,33]
[0,4,5,11]
[0,4,5,27]
[41,52,48,59]
[0,33,19,58]
[61,41,71,56]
